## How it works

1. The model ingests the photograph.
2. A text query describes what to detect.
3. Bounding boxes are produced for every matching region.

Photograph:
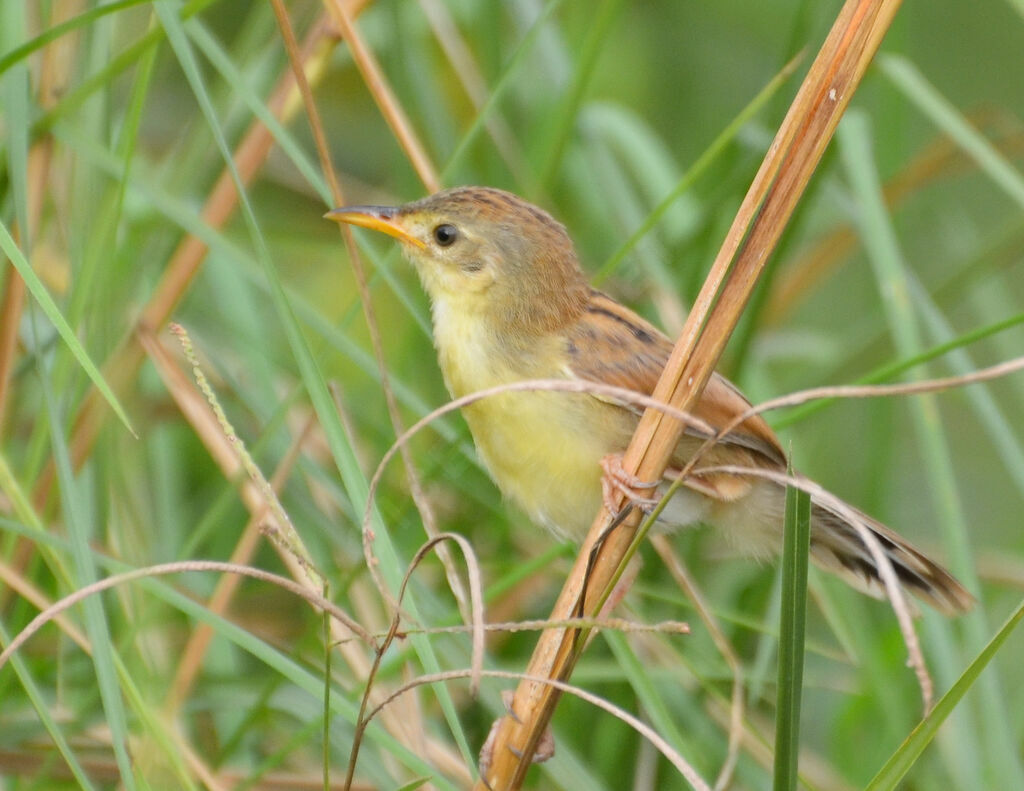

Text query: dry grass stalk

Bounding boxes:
[163,413,316,713]
[478,1,904,787]
[0,0,72,430]
[275,0,471,619]
[324,0,441,192]
[651,535,744,791]
[0,142,50,431]
[139,326,462,778]
[32,11,343,506]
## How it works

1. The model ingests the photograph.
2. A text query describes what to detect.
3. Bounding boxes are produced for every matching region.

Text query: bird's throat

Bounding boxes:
[430,297,509,398]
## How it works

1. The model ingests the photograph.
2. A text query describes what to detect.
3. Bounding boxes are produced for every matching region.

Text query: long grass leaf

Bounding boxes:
[0,222,135,436]
[154,1,474,768]
[38,345,135,788]
[0,621,100,790]
[0,0,148,77]
[866,598,1024,790]
[594,54,801,283]
[840,109,1024,789]
[879,55,1024,210]
[773,474,811,791]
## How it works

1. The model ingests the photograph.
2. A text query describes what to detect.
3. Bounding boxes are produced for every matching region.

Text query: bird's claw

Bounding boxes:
[600,453,661,515]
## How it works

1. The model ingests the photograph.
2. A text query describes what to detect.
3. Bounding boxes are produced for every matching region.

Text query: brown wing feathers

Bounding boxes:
[563,289,973,613]
[566,290,783,465]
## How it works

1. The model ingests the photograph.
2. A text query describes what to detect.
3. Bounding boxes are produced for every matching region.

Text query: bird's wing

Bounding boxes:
[563,291,785,493]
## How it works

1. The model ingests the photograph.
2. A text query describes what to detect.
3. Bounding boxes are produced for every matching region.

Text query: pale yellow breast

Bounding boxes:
[464,389,621,538]
[431,301,630,539]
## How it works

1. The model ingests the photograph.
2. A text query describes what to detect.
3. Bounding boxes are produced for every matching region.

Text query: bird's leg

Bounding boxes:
[600,453,661,515]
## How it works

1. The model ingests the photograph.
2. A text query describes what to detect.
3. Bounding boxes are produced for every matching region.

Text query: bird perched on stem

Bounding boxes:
[327,186,972,615]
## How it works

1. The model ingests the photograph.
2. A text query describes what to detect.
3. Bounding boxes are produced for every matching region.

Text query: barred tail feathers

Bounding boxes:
[808,500,974,616]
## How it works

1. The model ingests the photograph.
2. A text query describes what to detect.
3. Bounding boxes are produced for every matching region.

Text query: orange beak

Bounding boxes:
[324,205,425,249]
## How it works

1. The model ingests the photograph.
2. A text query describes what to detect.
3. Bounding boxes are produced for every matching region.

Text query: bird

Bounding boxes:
[326,185,973,615]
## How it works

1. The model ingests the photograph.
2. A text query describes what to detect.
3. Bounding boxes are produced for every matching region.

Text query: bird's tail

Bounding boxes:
[809,499,974,615]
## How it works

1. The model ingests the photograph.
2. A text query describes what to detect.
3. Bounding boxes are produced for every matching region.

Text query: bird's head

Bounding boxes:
[326,186,589,334]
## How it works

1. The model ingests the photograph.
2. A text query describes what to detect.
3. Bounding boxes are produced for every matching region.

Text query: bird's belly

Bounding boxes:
[462,390,618,540]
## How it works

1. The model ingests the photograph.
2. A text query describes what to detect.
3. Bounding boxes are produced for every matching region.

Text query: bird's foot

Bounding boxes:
[600,453,661,516]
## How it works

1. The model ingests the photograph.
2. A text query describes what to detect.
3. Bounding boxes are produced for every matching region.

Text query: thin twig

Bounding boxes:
[344,533,485,791]
[0,560,376,673]
[693,465,931,710]
[651,535,744,791]
[361,668,712,791]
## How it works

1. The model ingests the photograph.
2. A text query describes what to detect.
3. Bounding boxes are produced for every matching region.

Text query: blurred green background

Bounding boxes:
[1,0,1023,789]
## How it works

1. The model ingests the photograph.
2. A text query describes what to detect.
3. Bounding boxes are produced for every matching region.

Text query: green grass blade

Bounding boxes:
[0,221,135,436]
[38,360,135,787]
[840,108,1024,789]
[535,0,626,188]
[879,55,1024,211]
[2,0,30,239]
[594,54,800,283]
[773,473,811,791]
[185,19,330,204]
[154,1,474,768]
[136,578,456,789]
[604,630,695,763]
[908,283,1024,497]
[0,621,100,791]
[773,311,1024,429]
[866,598,1024,790]
[441,0,566,183]
[0,0,148,77]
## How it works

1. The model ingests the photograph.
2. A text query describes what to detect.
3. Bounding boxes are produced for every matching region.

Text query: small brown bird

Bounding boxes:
[327,186,972,615]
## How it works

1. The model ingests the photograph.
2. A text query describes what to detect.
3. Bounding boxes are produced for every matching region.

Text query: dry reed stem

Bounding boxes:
[164,414,316,713]
[0,0,71,426]
[0,138,49,430]
[0,264,26,431]
[324,0,441,192]
[145,324,470,783]
[359,350,1023,778]
[479,1,904,787]
[274,0,470,621]
[33,11,343,505]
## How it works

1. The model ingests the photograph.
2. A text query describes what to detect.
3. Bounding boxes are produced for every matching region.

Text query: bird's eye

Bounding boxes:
[433,224,458,247]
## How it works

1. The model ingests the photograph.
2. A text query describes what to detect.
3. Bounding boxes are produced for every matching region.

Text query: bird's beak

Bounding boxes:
[324,205,425,249]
